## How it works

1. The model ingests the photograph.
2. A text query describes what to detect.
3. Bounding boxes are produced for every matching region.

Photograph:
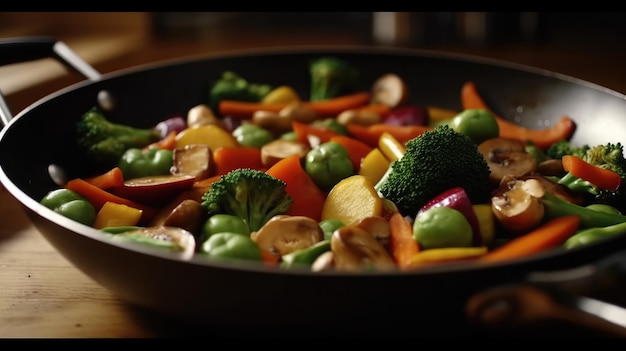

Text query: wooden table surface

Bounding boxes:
[0,184,195,338]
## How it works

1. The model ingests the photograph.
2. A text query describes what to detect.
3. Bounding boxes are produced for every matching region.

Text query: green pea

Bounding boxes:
[450,108,499,145]
[200,214,250,242]
[413,206,473,250]
[201,232,262,261]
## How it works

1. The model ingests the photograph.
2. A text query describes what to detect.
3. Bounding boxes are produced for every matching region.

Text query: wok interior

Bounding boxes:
[3,47,626,332]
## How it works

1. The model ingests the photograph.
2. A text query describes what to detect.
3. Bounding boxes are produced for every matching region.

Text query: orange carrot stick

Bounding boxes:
[265,154,326,222]
[388,212,420,269]
[219,91,372,119]
[562,155,622,190]
[460,81,576,150]
[479,215,580,264]
[84,167,125,190]
[66,178,158,225]
[346,123,432,148]
[292,121,341,147]
[212,146,265,177]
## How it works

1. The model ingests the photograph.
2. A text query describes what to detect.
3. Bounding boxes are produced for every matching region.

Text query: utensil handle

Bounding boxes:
[467,248,626,336]
[0,37,102,126]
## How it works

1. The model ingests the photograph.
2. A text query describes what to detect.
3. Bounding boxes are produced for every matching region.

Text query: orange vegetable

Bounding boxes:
[265,154,326,222]
[84,167,124,190]
[212,146,265,177]
[93,201,143,229]
[219,91,372,119]
[388,212,420,269]
[562,155,622,191]
[292,121,341,147]
[147,130,177,150]
[65,178,158,225]
[260,247,280,266]
[479,215,581,264]
[346,123,432,148]
[460,81,576,150]
[329,134,373,172]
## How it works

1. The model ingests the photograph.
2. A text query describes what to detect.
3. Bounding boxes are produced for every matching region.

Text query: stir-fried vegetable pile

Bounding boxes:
[40,56,626,272]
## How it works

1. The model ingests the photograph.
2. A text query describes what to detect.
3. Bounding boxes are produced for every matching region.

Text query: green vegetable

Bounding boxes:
[564,221,626,249]
[200,232,262,261]
[232,124,274,149]
[541,191,626,229]
[100,226,141,234]
[76,108,163,169]
[305,141,354,192]
[319,219,345,241]
[311,118,348,135]
[375,124,492,217]
[449,108,499,145]
[552,142,626,213]
[208,71,273,113]
[545,139,590,160]
[525,140,549,164]
[412,206,473,250]
[309,57,359,101]
[200,168,293,232]
[280,240,331,268]
[40,188,97,226]
[586,203,622,215]
[118,147,173,180]
[200,214,250,243]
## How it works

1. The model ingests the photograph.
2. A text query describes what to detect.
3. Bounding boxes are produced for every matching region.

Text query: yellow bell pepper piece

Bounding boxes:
[473,204,496,247]
[409,246,488,268]
[261,85,301,104]
[359,148,390,184]
[93,201,143,229]
[377,131,406,162]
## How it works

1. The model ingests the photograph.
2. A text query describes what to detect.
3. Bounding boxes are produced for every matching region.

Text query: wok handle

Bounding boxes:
[0,36,102,126]
[467,248,626,336]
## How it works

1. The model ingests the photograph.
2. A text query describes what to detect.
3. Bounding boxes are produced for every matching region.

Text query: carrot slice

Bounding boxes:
[265,154,326,222]
[346,123,432,148]
[388,212,420,269]
[84,167,124,190]
[212,146,265,177]
[66,178,158,225]
[479,215,580,264]
[219,91,372,119]
[460,81,576,150]
[562,155,622,190]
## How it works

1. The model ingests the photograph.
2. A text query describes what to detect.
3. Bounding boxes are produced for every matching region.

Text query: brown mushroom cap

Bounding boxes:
[330,225,396,272]
[250,215,324,257]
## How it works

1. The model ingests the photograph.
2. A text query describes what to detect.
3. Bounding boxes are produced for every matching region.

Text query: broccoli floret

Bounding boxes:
[375,124,492,217]
[208,71,273,113]
[556,142,626,212]
[546,139,590,159]
[76,108,162,168]
[201,168,293,232]
[309,57,359,101]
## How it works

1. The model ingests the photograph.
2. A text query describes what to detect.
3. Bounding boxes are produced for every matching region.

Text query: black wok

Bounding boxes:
[2,37,626,337]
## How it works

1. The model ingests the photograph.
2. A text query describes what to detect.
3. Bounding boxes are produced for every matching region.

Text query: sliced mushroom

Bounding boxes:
[279,102,318,124]
[336,109,382,126]
[150,199,205,235]
[351,216,391,250]
[260,139,311,168]
[252,110,293,136]
[330,225,396,272]
[311,251,335,272]
[370,73,409,108]
[478,137,537,185]
[187,104,226,129]
[250,215,324,257]
[491,178,545,234]
[170,144,213,181]
[111,226,196,260]
[519,173,585,206]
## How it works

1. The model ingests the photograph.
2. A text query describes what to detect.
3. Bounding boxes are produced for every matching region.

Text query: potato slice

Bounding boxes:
[321,175,383,225]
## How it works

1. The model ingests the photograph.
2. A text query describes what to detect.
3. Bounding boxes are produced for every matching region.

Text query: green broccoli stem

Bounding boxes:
[541,191,626,228]
[557,172,599,195]
[564,221,626,249]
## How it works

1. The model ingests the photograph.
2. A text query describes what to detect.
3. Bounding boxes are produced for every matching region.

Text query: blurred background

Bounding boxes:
[2,11,626,113]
